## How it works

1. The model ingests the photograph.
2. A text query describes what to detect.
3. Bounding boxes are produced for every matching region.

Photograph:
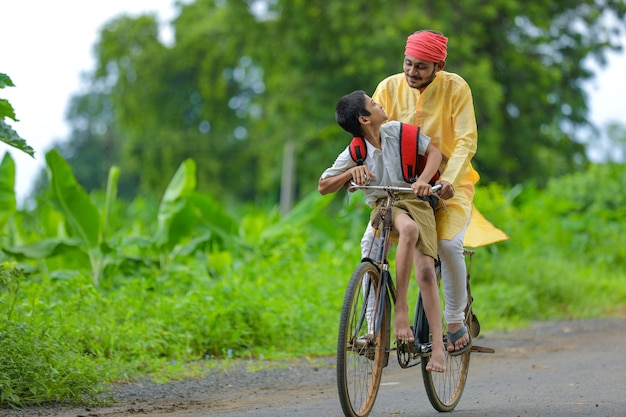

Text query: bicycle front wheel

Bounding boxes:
[337,261,390,417]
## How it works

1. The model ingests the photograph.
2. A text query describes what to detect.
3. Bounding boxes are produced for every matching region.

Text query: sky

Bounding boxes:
[1,2,625,205]
[1,0,179,204]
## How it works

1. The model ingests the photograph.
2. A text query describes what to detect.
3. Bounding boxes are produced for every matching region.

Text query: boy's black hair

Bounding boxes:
[335,90,371,137]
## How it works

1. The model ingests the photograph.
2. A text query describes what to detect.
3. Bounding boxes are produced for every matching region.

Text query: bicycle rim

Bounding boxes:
[337,262,389,417]
[421,305,473,412]
[421,348,470,411]
[419,257,472,411]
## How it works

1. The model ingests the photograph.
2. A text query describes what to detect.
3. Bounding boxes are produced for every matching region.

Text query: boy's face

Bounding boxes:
[363,95,388,124]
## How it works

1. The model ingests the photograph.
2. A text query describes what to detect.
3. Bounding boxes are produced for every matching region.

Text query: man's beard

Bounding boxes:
[405,71,436,90]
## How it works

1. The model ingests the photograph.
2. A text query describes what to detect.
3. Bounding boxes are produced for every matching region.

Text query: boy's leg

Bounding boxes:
[414,251,446,372]
[439,224,470,352]
[392,213,418,342]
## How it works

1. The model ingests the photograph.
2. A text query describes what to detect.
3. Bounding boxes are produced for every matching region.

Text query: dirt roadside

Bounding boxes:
[1,317,625,417]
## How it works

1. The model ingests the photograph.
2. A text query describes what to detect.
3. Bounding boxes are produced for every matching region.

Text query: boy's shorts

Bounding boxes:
[370,193,438,260]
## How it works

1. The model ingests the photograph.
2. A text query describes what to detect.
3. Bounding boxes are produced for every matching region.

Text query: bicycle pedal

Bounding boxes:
[416,342,433,356]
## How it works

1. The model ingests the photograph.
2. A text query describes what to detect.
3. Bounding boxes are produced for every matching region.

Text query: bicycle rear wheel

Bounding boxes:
[337,261,390,417]
[417,296,471,412]
[421,346,470,411]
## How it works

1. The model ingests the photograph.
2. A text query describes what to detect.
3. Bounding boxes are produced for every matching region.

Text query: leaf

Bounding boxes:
[45,150,100,250]
[2,238,84,260]
[0,98,17,120]
[101,166,120,242]
[0,120,35,158]
[170,233,212,257]
[0,153,16,230]
[1,74,34,158]
[261,191,333,240]
[189,192,239,240]
[0,73,15,88]
[155,159,197,248]
[165,203,198,250]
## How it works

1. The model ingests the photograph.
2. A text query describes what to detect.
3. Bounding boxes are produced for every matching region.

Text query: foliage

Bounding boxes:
[0,321,106,408]
[1,148,625,407]
[52,91,126,196]
[469,162,626,327]
[0,73,34,157]
[598,121,626,162]
[2,0,626,410]
[0,264,107,408]
[38,0,626,207]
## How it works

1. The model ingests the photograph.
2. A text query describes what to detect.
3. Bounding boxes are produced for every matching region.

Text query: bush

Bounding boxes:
[0,320,105,407]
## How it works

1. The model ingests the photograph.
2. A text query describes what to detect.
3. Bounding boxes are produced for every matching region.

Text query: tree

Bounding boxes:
[55,0,626,206]
[56,91,133,197]
[252,0,626,189]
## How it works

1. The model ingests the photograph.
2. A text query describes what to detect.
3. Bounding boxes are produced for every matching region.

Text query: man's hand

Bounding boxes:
[435,180,454,199]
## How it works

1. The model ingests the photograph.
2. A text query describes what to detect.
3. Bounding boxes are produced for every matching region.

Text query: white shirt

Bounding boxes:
[321,121,431,207]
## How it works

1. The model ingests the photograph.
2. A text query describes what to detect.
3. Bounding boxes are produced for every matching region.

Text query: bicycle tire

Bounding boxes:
[419,303,472,412]
[337,261,390,417]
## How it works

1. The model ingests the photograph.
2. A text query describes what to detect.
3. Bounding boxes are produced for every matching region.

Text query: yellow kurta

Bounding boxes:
[373,71,508,246]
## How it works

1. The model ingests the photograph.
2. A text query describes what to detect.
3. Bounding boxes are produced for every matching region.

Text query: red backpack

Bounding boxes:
[348,123,440,184]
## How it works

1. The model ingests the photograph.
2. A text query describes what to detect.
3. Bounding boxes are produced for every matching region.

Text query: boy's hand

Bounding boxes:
[411,179,432,196]
[351,167,375,185]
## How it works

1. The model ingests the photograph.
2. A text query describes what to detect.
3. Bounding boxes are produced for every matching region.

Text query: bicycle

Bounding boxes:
[336,183,494,417]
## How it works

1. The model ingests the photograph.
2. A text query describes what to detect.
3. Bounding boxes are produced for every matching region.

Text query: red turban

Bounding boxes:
[404,31,448,62]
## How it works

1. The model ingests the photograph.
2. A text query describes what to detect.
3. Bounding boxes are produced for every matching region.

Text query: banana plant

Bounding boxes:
[2,150,116,285]
[45,149,104,284]
[3,153,244,284]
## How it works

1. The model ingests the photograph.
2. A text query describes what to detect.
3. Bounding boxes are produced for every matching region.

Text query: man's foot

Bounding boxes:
[425,347,446,373]
[446,323,471,355]
[394,313,414,342]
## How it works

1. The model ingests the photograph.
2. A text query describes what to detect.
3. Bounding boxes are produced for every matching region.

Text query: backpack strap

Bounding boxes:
[399,123,440,184]
[349,136,367,166]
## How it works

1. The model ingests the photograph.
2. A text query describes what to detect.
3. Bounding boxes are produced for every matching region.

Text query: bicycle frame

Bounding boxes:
[350,183,441,350]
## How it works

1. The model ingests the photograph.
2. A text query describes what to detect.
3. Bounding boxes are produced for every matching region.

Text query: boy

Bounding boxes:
[318,90,446,372]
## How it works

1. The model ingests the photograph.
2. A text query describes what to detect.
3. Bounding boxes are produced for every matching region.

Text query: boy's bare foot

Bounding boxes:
[394,313,414,342]
[447,323,470,353]
[426,347,446,373]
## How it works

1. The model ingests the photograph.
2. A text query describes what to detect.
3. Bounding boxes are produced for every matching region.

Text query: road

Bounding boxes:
[199,318,626,417]
[2,318,625,417]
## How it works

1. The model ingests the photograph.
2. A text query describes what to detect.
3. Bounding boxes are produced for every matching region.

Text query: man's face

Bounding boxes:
[403,56,439,90]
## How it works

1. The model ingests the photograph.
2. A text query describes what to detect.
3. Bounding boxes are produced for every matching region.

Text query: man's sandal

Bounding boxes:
[447,325,472,356]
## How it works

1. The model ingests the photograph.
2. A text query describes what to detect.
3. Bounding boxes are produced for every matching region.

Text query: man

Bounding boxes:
[361,30,507,354]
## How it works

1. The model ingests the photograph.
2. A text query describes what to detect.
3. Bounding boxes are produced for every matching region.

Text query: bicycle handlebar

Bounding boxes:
[348,182,443,193]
